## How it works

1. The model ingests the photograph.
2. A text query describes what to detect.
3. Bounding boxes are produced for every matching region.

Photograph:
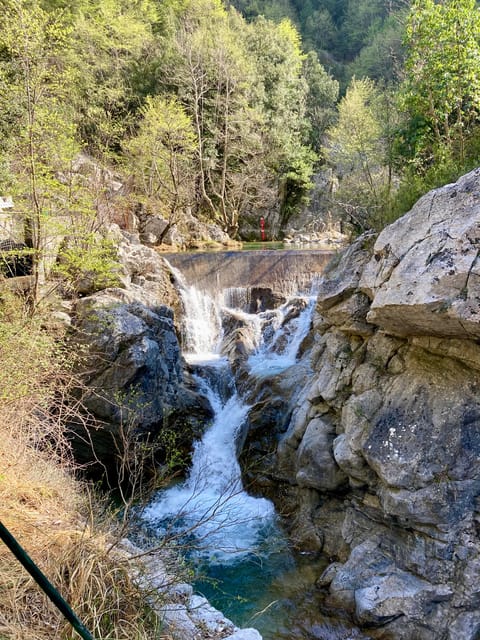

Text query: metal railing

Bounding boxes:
[0,520,96,640]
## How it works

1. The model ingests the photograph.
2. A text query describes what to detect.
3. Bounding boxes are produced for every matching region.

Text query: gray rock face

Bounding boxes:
[69,231,212,482]
[262,169,480,639]
[361,169,480,338]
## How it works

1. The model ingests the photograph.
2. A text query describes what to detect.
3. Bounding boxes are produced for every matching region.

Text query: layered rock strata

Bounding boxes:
[247,169,480,640]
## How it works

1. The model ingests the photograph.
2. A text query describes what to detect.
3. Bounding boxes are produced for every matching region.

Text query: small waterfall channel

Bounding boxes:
[136,259,364,640]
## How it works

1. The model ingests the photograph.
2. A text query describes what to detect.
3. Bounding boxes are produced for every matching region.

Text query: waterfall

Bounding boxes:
[136,257,366,640]
[168,264,223,360]
[140,263,316,564]
[248,293,317,376]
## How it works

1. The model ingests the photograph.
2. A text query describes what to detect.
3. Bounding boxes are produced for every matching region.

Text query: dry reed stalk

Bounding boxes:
[0,300,172,639]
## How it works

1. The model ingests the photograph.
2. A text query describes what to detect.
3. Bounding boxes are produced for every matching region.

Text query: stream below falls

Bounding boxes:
[135,261,366,640]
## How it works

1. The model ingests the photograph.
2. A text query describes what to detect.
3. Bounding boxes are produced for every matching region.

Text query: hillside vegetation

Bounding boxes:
[0,294,169,639]
[0,0,478,250]
[231,0,407,86]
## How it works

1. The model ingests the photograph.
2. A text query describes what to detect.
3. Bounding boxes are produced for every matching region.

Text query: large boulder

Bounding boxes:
[260,169,480,639]
[361,168,480,338]
[68,232,212,483]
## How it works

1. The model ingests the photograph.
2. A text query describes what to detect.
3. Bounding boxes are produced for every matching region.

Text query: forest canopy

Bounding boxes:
[1,0,479,246]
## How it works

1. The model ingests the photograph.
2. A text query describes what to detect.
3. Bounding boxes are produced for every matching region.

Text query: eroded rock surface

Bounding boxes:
[69,229,212,482]
[257,169,480,639]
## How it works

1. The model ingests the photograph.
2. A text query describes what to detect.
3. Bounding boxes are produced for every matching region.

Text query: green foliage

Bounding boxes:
[125,95,197,234]
[66,0,158,157]
[302,51,339,154]
[54,233,120,295]
[146,2,322,234]
[0,0,125,304]
[392,130,480,219]
[346,13,406,84]
[8,0,480,245]
[245,16,317,226]
[402,0,480,163]
[232,0,408,87]
[324,77,398,231]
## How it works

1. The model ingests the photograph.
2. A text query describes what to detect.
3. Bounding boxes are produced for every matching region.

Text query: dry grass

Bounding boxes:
[0,294,170,640]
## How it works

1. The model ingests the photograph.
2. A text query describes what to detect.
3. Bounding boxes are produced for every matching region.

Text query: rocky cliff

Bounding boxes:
[68,228,212,483]
[246,169,480,639]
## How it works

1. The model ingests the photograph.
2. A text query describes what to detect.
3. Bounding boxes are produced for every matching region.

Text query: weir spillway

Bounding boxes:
[164,249,335,294]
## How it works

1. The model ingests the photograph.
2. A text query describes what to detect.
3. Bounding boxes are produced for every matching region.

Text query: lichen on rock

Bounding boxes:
[257,168,480,639]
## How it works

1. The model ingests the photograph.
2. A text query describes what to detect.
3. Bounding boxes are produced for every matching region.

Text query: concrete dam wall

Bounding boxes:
[164,249,335,295]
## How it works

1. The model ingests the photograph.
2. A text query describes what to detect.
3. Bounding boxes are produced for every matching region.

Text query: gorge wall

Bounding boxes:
[242,168,480,640]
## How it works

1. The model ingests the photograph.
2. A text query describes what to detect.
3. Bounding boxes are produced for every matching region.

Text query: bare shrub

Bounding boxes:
[0,295,170,639]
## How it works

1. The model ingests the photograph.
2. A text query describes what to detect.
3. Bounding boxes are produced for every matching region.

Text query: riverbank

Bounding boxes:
[0,295,262,640]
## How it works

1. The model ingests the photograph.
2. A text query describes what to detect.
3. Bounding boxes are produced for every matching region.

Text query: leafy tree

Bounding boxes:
[153,0,272,235]
[347,12,406,84]
[125,96,197,242]
[151,1,317,235]
[0,0,120,304]
[302,8,337,53]
[0,0,76,301]
[338,0,387,61]
[325,77,396,230]
[245,17,317,227]
[230,0,298,22]
[66,0,158,158]
[303,50,339,154]
[234,0,408,87]
[402,0,480,164]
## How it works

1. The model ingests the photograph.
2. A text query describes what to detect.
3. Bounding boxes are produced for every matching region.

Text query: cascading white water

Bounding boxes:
[140,265,316,563]
[138,261,364,640]
[248,293,317,376]
[142,379,275,562]
[168,264,223,360]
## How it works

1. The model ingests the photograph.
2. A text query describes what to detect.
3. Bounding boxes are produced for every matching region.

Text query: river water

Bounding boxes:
[136,264,365,640]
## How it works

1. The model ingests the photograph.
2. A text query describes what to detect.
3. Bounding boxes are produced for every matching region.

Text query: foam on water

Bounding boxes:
[141,266,276,563]
[248,294,317,376]
[137,260,366,638]
[142,389,274,562]
[141,263,317,563]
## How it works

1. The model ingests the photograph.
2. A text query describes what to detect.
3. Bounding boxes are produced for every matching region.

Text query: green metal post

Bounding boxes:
[0,520,96,640]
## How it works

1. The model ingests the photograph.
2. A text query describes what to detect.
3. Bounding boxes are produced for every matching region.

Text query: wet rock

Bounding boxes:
[220,309,259,368]
[247,287,286,313]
